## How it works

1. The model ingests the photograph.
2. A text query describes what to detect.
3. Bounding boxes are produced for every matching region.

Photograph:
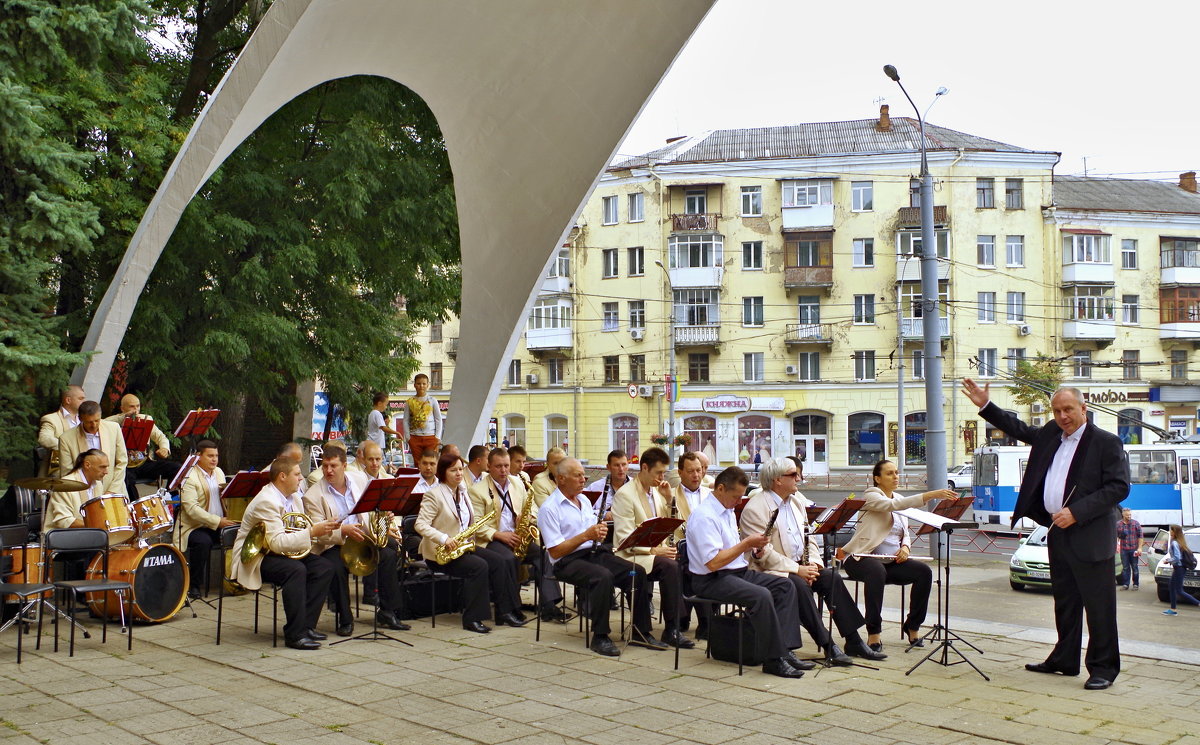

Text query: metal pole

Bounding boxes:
[656,261,678,456]
[897,282,905,480]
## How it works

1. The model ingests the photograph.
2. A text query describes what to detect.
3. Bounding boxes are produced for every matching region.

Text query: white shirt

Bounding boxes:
[872,513,907,558]
[682,485,707,513]
[467,468,485,486]
[1045,423,1086,515]
[586,475,623,515]
[686,493,747,575]
[539,488,597,563]
[489,478,516,533]
[263,483,299,513]
[325,478,360,524]
[770,492,805,563]
[202,468,223,517]
[412,475,437,495]
[60,407,80,429]
[85,431,100,451]
[366,409,388,448]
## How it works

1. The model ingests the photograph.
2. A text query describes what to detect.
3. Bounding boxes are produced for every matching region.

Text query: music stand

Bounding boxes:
[330,476,419,646]
[900,497,988,680]
[174,409,220,453]
[804,500,875,673]
[120,417,154,456]
[615,516,684,647]
[165,454,204,612]
[219,471,270,523]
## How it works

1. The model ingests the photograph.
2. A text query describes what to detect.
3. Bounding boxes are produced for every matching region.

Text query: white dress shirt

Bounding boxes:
[1044,423,1086,515]
[539,488,597,563]
[203,468,223,517]
[325,478,360,524]
[682,485,707,513]
[686,493,747,575]
[412,475,437,495]
[491,480,516,533]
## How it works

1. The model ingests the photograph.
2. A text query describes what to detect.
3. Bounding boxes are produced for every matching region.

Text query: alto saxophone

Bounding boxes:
[433,507,496,564]
[512,494,539,561]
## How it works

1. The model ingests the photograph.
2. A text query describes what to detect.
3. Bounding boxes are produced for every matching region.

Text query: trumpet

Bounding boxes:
[240,511,313,562]
[341,510,393,577]
[433,508,496,564]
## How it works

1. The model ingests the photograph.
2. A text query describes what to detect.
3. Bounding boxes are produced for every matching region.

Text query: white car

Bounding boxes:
[947,462,973,490]
[1149,526,1200,603]
[1010,525,1122,591]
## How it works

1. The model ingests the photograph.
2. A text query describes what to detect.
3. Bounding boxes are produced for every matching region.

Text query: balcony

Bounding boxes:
[1061,319,1117,343]
[670,265,723,288]
[670,213,720,231]
[784,323,833,345]
[1061,262,1114,285]
[782,204,834,230]
[783,265,833,289]
[674,324,720,346]
[525,326,573,351]
[1160,267,1200,287]
[540,273,570,295]
[896,254,951,282]
[896,205,948,227]
[447,338,459,358]
[900,317,950,339]
[1159,323,1200,340]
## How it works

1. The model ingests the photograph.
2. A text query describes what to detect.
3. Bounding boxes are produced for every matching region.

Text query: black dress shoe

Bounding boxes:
[783,651,816,671]
[463,620,491,634]
[905,636,925,648]
[285,637,321,650]
[844,639,887,661]
[762,658,805,678]
[824,643,854,667]
[305,628,327,641]
[496,611,528,628]
[695,623,708,641]
[539,605,568,623]
[590,635,620,657]
[868,641,884,654]
[628,629,668,651]
[376,612,411,631]
[1084,676,1112,690]
[336,621,353,637]
[1026,662,1079,676]
[662,629,695,649]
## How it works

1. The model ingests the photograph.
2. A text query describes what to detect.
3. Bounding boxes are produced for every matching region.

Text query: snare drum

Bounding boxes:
[1,544,43,601]
[80,494,136,545]
[85,544,188,622]
[130,493,173,539]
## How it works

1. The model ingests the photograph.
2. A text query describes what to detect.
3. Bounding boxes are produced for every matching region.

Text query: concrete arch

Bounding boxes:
[73,0,713,448]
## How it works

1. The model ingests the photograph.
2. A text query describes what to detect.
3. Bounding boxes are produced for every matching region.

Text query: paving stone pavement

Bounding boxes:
[2,589,1198,745]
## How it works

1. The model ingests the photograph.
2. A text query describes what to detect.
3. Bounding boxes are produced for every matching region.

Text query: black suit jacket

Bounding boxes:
[980,403,1129,563]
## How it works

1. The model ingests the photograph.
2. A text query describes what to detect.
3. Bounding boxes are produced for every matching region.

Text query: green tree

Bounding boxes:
[1007,354,1063,408]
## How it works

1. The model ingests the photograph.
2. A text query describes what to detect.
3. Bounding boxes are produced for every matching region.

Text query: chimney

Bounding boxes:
[876,104,891,132]
[1181,171,1198,193]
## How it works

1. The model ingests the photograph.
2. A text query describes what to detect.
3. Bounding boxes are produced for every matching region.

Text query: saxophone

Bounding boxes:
[433,507,496,564]
[512,494,539,561]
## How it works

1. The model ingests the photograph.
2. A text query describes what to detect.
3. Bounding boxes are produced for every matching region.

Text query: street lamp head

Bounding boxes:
[883,64,900,82]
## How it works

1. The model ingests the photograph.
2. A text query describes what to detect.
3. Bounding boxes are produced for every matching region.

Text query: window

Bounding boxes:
[1162,238,1200,268]
[629,354,646,383]
[1172,349,1188,380]
[528,298,572,329]
[848,412,884,466]
[1072,350,1093,379]
[978,292,996,322]
[507,359,522,386]
[1121,239,1138,269]
[977,235,996,267]
[628,300,645,330]
[603,356,619,384]
[612,415,639,454]
[854,351,876,381]
[743,352,764,382]
[977,177,995,208]
[741,186,762,216]
[897,230,950,259]
[797,296,820,324]
[853,295,875,324]
[1160,287,1200,323]
[547,247,570,278]
[602,195,618,225]
[627,246,644,276]
[684,189,706,214]
[909,178,921,208]
[852,238,874,267]
[912,350,924,380]
[673,289,719,326]
[1063,233,1112,264]
[737,415,773,464]
[429,322,443,343]
[548,358,564,386]
[1005,178,1023,209]
[601,248,618,278]
[798,351,819,381]
[683,415,716,459]
[1007,348,1026,373]
[627,192,644,223]
[502,415,525,448]
[545,415,568,451]
[601,302,619,331]
[688,353,709,383]
[904,411,928,466]
[977,349,997,378]
[1121,295,1139,324]
[668,234,723,268]
[782,179,832,207]
[1122,350,1140,380]
[1066,286,1115,321]
[1006,235,1025,267]
[1117,409,1143,445]
[1006,292,1025,322]
[741,241,763,270]
[430,363,443,389]
[742,297,764,326]
[852,181,874,211]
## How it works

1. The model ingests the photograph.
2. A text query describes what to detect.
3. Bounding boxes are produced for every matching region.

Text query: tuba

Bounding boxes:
[340,510,392,576]
[433,508,496,564]
[127,450,148,469]
[240,511,313,562]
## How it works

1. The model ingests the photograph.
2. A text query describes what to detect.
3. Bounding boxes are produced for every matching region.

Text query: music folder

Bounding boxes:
[220,470,271,500]
[616,516,685,552]
[174,409,220,438]
[167,454,200,492]
[120,417,154,452]
[350,475,421,517]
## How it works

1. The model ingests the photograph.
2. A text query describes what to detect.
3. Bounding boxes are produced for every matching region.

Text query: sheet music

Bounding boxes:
[168,454,200,491]
[897,507,976,530]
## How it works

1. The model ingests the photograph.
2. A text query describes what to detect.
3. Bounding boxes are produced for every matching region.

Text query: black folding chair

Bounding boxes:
[44,529,134,657]
[0,525,54,663]
[216,525,282,646]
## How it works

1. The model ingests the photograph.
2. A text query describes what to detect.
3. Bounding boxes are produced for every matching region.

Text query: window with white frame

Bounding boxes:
[742,297,764,327]
[673,289,719,326]
[743,352,764,382]
[528,298,572,329]
[852,181,874,211]
[912,350,924,380]
[548,357,564,386]
[977,235,996,267]
[683,415,716,457]
[1072,350,1092,379]
[1005,178,1023,209]
[502,415,525,447]
[1006,292,1025,322]
[978,292,996,322]
[1122,350,1140,380]
[602,196,618,225]
[897,230,950,258]
[627,192,644,223]
[1122,294,1139,324]
[1121,239,1138,269]
[668,233,723,268]
[1006,235,1025,267]
[1063,233,1112,264]
[1066,286,1115,320]
[1162,238,1200,268]
[741,186,762,216]
[602,248,618,278]
[1007,347,1026,373]
[741,241,763,270]
[854,351,876,381]
[977,178,995,208]
[737,415,773,463]
[852,238,874,267]
[629,300,645,330]
[545,415,568,451]
[507,359,522,386]
[798,351,819,381]
[853,295,875,324]
[612,415,639,454]
[627,246,644,276]
[977,348,998,377]
[602,302,618,331]
[547,247,570,278]
[797,296,820,324]
[684,189,706,214]
[782,179,833,207]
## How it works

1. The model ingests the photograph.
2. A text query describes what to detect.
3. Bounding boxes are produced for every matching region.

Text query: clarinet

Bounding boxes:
[588,476,612,556]
[753,507,780,559]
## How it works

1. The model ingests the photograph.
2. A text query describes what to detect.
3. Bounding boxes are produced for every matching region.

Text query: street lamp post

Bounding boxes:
[884,65,949,538]
[655,260,677,453]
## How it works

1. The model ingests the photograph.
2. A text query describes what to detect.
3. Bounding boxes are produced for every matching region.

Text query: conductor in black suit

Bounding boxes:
[962,380,1128,690]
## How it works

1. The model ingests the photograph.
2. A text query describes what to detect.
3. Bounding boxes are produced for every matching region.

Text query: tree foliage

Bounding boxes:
[1007,354,1063,408]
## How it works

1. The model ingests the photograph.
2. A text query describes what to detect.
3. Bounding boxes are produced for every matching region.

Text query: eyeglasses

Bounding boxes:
[782,471,800,478]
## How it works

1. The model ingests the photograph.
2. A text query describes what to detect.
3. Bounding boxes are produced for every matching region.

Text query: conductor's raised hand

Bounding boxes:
[961,377,991,408]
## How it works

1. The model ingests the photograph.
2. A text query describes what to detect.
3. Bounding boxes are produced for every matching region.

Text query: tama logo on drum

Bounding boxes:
[143,554,176,568]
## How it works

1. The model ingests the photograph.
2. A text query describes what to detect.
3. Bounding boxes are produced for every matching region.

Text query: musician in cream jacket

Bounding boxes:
[529,447,565,507]
[43,450,107,533]
[37,384,85,474]
[230,459,337,650]
[58,401,128,495]
[174,440,232,598]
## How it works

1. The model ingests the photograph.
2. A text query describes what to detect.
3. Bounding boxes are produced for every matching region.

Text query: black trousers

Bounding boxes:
[646,555,683,631]
[322,543,405,622]
[186,527,221,592]
[124,459,181,497]
[783,566,865,647]
[260,553,334,642]
[554,547,650,637]
[486,540,562,606]
[843,555,932,635]
[691,567,801,661]
[1046,534,1120,680]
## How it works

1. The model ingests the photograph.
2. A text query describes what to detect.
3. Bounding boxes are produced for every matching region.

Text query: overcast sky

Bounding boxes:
[618,0,1198,182]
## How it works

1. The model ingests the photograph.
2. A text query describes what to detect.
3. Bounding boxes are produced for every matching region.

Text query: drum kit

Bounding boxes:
[3,476,189,624]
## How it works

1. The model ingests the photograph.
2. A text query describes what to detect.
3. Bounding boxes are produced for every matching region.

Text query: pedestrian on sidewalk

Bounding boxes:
[1116,508,1143,590]
[1163,524,1198,616]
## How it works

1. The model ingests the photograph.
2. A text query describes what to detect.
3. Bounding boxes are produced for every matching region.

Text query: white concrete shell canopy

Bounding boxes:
[72,0,714,448]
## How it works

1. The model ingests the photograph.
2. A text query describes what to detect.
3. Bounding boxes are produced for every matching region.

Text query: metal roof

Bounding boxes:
[1053,176,1200,215]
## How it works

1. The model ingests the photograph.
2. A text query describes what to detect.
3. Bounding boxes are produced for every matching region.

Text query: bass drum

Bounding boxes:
[86,544,189,622]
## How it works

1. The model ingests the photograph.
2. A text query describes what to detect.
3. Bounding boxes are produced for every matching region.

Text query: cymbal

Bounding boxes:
[13,476,88,492]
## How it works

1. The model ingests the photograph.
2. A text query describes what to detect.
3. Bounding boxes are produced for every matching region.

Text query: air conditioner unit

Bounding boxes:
[1031,402,1045,414]
[1018,324,1032,336]
[636,385,654,397]
[525,373,539,386]
[785,364,799,375]
[630,328,644,341]
[1031,416,1044,426]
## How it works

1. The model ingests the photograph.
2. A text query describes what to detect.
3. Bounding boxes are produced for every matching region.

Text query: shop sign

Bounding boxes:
[702,395,751,413]
[1083,389,1147,405]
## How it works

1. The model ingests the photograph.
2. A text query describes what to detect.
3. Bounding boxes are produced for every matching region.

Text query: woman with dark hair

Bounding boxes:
[415,454,524,632]
[840,459,955,652]
[1163,524,1198,615]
